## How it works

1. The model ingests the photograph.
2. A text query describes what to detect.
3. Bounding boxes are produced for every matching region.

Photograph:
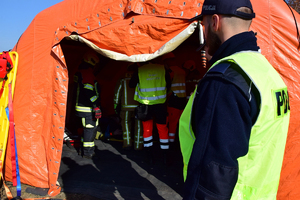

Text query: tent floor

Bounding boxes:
[1,138,184,200]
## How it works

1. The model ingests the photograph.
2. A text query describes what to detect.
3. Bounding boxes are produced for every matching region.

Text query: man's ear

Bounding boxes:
[211,14,220,32]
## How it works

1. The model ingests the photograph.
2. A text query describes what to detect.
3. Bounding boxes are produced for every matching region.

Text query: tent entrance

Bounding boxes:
[59,27,208,141]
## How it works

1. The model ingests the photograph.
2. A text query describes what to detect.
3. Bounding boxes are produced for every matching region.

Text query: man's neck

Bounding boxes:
[209,31,259,65]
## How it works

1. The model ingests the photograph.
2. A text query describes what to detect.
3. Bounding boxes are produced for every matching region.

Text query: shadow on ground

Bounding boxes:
[59,138,184,200]
[1,138,184,200]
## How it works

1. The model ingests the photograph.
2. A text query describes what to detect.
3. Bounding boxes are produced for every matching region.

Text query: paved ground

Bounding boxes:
[1,137,184,200]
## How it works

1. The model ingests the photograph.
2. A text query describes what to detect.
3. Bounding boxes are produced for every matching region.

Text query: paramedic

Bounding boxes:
[129,59,171,164]
[74,51,102,159]
[179,0,290,199]
[114,63,143,150]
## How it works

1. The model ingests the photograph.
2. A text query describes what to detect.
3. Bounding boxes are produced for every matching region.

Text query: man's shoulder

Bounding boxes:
[207,62,245,79]
[207,62,232,74]
[205,62,253,100]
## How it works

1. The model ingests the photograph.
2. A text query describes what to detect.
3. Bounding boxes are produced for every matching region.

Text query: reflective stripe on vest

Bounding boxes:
[134,64,167,105]
[170,66,186,97]
[179,51,290,199]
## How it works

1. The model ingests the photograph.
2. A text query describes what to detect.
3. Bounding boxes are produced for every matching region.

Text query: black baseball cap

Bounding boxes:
[190,0,255,21]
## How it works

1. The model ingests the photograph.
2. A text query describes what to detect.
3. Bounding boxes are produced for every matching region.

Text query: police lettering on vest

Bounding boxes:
[274,88,290,118]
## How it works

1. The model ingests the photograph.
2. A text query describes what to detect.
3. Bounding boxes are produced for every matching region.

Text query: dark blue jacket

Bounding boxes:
[183,31,260,199]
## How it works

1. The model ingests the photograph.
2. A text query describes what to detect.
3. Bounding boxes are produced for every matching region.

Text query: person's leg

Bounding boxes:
[154,104,171,165]
[120,110,132,149]
[82,115,96,157]
[142,119,154,163]
[153,104,169,150]
[156,123,169,149]
[142,119,153,148]
[167,106,183,143]
[133,114,143,150]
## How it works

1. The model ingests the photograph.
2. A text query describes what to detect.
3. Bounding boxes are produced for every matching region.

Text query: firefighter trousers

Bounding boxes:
[142,119,169,150]
[120,110,143,150]
[81,115,98,156]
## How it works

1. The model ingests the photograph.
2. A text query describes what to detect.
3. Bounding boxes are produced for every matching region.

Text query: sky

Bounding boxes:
[0,0,63,52]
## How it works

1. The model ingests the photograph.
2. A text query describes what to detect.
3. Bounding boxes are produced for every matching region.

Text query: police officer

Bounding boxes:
[74,51,102,159]
[179,0,290,199]
[114,63,143,150]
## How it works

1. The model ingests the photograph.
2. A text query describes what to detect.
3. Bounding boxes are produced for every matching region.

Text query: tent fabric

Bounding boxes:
[3,0,300,198]
[66,22,198,62]
[249,1,300,198]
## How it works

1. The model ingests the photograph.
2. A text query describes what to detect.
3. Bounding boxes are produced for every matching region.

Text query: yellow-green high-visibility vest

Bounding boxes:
[179,51,290,199]
[134,63,167,105]
[179,87,197,180]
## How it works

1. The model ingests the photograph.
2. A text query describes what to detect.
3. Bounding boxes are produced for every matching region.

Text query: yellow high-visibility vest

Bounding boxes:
[134,63,167,105]
[179,51,290,199]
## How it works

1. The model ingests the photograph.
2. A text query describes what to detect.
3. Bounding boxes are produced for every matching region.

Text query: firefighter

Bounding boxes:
[162,53,187,144]
[129,59,171,165]
[114,63,143,150]
[74,50,102,159]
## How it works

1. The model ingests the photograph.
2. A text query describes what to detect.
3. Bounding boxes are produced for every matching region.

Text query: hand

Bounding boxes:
[93,107,102,119]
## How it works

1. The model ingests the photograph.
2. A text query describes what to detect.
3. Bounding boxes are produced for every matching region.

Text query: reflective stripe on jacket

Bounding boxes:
[114,76,138,111]
[170,66,186,98]
[74,67,100,116]
[179,51,290,199]
[134,64,167,105]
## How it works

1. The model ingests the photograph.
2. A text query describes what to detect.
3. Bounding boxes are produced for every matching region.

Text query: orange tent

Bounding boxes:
[3,0,300,198]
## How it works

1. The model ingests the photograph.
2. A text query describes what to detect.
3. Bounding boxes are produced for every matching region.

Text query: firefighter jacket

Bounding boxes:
[74,66,100,117]
[179,51,290,199]
[133,63,167,105]
[114,72,139,112]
